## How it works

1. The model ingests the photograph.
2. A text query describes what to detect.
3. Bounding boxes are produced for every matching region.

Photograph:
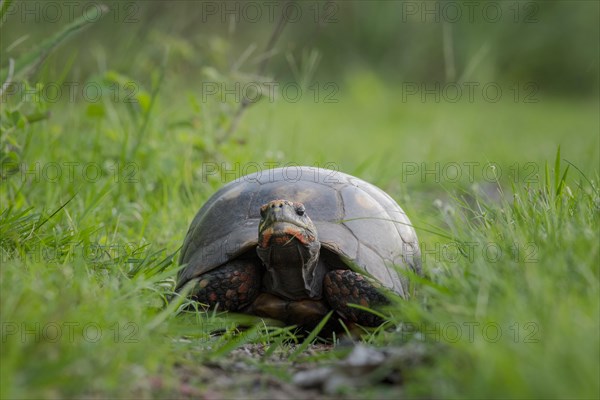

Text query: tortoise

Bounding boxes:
[176,166,421,327]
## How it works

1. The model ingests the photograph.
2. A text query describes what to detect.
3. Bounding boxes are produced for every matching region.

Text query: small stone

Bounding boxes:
[344,344,385,369]
[323,374,355,394]
[292,367,333,388]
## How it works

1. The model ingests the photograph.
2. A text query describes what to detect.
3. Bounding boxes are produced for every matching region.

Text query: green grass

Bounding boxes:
[1,68,598,399]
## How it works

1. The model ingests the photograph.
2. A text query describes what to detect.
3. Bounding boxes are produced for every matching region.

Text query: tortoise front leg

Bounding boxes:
[189,259,261,311]
[323,270,390,327]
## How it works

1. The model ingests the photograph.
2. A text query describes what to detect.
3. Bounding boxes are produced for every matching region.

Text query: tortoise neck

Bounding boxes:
[256,240,323,300]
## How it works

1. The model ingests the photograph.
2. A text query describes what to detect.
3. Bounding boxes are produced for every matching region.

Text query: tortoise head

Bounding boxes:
[256,200,323,299]
[258,200,317,247]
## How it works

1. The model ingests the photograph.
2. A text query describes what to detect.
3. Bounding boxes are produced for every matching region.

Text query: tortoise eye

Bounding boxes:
[296,205,305,216]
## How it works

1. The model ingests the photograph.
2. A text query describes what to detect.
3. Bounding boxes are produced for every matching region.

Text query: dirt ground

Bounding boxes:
[142,342,427,399]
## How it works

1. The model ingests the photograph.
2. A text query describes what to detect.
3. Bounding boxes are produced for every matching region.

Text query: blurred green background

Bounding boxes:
[1,1,599,399]
[4,0,599,95]
[3,0,598,190]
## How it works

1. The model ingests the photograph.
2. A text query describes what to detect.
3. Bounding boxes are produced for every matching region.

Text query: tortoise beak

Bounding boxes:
[258,200,317,248]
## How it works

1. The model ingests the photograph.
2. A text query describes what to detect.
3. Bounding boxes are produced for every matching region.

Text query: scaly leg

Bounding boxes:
[189,259,261,311]
[323,270,389,327]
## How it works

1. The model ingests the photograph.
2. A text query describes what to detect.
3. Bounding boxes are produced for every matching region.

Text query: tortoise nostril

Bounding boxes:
[278,204,283,208]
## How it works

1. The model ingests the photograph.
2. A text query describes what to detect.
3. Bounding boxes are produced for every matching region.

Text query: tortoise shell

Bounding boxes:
[177,166,421,298]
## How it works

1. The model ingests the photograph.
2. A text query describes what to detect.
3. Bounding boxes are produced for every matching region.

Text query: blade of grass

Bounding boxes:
[209,324,262,360]
[347,303,388,321]
[337,318,354,342]
[129,48,168,159]
[545,161,551,195]
[563,159,599,196]
[146,282,194,331]
[554,145,561,195]
[34,193,77,232]
[556,165,570,197]
[262,332,288,359]
[0,5,108,82]
[289,311,333,362]
[0,0,14,25]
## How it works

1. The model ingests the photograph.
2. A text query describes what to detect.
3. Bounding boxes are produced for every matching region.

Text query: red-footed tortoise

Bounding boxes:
[176,166,421,327]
